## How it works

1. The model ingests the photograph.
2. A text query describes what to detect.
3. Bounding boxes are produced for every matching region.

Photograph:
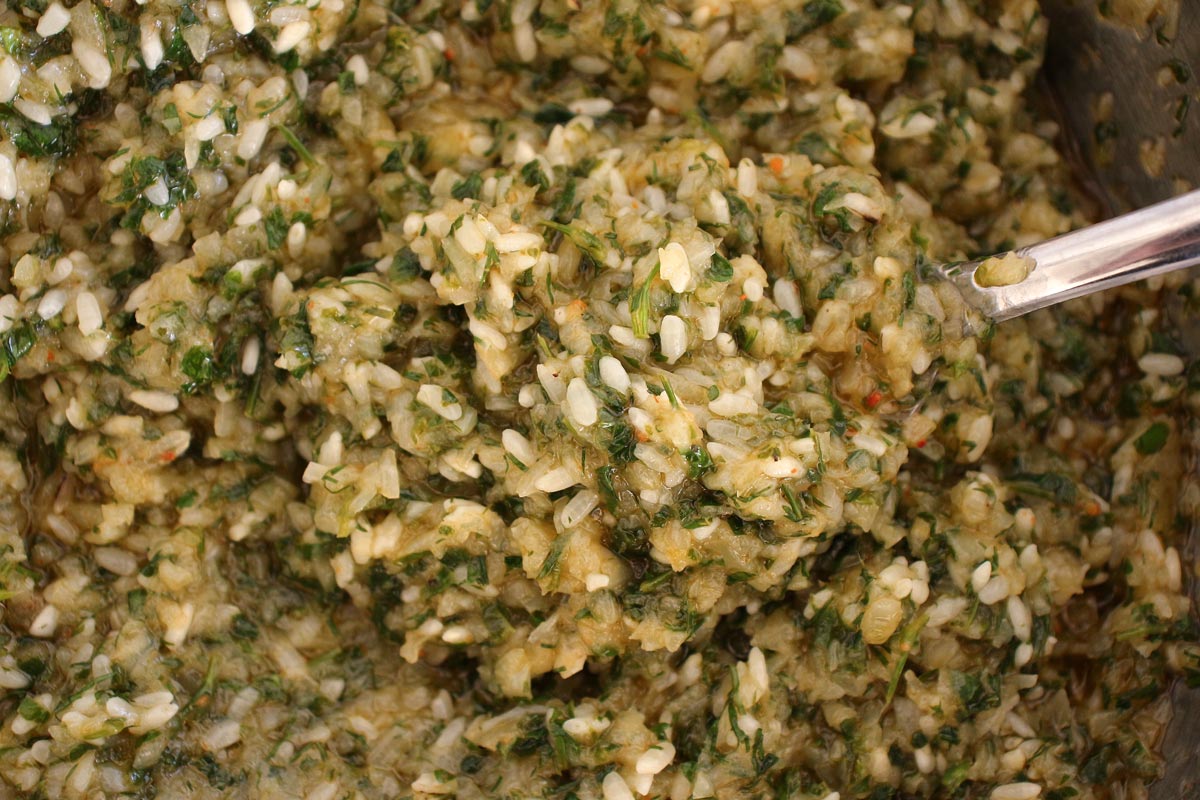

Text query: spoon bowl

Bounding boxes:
[941,189,1200,322]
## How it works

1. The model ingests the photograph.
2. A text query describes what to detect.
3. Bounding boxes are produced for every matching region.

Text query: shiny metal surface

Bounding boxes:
[943,190,1200,321]
[1040,0,1200,214]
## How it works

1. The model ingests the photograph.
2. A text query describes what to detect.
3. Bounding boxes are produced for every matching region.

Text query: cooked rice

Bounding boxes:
[0,0,1196,798]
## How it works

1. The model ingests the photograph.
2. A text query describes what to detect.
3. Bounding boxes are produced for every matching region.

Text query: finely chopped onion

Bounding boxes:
[0,0,1197,798]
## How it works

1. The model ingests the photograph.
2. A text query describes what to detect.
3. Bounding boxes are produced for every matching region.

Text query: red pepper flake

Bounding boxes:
[915,439,927,448]
[160,451,176,463]
[865,389,882,409]
[443,47,455,61]
[46,350,55,363]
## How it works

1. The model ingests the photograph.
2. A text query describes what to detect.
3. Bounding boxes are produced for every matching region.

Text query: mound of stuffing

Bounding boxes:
[0,0,1196,798]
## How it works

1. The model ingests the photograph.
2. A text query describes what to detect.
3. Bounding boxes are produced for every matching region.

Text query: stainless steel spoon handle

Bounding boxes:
[943,189,1200,322]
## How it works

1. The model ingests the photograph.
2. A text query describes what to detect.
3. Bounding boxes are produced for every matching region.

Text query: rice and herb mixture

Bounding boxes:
[0,0,1198,797]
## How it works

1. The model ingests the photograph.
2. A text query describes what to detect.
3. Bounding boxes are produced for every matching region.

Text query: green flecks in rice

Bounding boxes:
[0,0,1196,798]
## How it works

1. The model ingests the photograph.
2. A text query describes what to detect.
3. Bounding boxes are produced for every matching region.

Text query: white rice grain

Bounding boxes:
[200,719,242,751]
[602,772,634,800]
[131,693,179,733]
[147,207,183,243]
[773,279,802,317]
[37,289,67,320]
[238,119,270,160]
[29,605,59,638]
[14,99,53,126]
[454,215,487,255]
[991,783,1041,800]
[513,21,537,62]
[698,305,721,340]
[1007,712,1037,739]
[660,314,686,363]
[561,490,598,528]
[287,221,307,256]
[565,377,598,426]
[836,192,884,221]
[571,55,610,74]
[240,337,260,375]
[1138,352,1184,376]
[658,242,690,293]
[36,3,72,37]
[193,114,225,142]
[709,392,757,417]
[692,773,717,799]
[441,626,472,644]
[534,467,576,493]
[707,188,731,225]
[747,647,769,695]
[140,21,165,71]
[599,356,630,394]
[417,384,463,421]
[275,21,311,54]
[635,741,676,775]
[69,751,96,793]
[73,41,113,89]
[0,153,16,201]
[413,772,455,794]
[0,667,29,689]
[1166,546,1182,591]
[737,158,758,198]
[45,513,77,543]
[227,0,256,35]
[94,547,138,576]
[567,97,614,118]
[511,0,537,24]
[502,429,535,464]
[0,57,19,104]
[347,54,368,85]
[1007,595,1032,642]
[128,390,180,414]
[161,601,195,647]
[851,432,888,458]
[763,457,802,478]
[970,560,992,593]
[234,206,262,226]
[978,575,1010,605]
[781,46,818,81]
[48,256,73,284]
[144,177,170,207]
[495,231,542,253]
[317,431,343,466]
[702,41,744,83]
[75,291,102,335]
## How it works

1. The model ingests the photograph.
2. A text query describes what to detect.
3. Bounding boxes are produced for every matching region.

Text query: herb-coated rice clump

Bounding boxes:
[0,0,1197,798]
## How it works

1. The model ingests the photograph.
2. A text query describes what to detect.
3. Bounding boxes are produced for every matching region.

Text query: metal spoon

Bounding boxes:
[940,189,1200,322]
